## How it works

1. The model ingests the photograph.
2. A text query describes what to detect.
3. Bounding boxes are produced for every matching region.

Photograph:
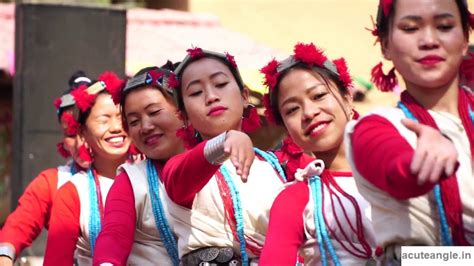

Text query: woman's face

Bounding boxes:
[124,86,184,160]
[383,0,468,90]
[180,57,248,139]
[81,93,130,161]
[277,68,351,153]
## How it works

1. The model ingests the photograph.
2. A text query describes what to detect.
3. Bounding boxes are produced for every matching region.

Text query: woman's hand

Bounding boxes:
[402,119,458,185]
[223,130,255,182]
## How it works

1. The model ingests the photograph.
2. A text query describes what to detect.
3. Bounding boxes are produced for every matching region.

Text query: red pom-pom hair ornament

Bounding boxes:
[60,112,79,136]
[241,105,261,133]
[98,71,125,105]
[187,47,205,59]
[71,84,96,112]
[293,42,327,67]
[56,141,71,158]
[176,124,200,150]
[53,97,62,109]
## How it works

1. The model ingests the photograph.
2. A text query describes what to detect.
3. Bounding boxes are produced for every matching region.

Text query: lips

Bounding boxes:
[105,135,127,148]
[144,133,163,146]
[417,55,444,66]
[304,121,330,138]
[207,106,228,116]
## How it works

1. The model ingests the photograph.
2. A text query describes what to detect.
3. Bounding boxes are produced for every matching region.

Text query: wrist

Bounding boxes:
[0,244,15,261]
[204,131,228,165]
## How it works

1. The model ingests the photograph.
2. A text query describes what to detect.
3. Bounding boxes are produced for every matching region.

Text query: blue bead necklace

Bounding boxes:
[146,160,180,266]
[397,102,453,246]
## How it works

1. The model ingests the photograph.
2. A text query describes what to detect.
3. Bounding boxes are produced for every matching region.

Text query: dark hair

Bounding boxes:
[120,64,177,131]
[57,70,92,121]
[175,54,244,112]
[269,63,349,124]
[377,0,472,41]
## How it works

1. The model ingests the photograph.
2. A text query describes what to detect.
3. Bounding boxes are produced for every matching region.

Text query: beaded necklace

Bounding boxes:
[146,160,180,266]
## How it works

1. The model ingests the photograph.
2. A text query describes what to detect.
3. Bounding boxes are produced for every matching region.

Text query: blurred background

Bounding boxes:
[0,0,472,264]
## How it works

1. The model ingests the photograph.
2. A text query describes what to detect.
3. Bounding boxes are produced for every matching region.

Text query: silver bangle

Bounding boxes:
[0,245,15,261]
[204,131,229,165]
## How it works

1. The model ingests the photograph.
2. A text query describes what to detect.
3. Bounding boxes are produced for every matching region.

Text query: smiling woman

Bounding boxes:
[93,66,185,266]
[259,42,376,266]
[42,72,131,266]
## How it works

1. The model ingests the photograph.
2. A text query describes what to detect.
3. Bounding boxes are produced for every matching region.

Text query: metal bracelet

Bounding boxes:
[0,245,15,261]
[204,131,228,165]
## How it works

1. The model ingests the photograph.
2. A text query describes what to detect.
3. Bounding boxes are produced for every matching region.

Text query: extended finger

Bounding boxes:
[241,150,255,183]
[402,119,422,135]
[428,156,445,184]
[411,147,427,175]
[417,154,435,185]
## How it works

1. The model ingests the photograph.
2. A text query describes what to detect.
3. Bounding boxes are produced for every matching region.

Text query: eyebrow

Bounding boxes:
[280,84,325,107]
[185,71,229,91]
[126,103,158,117]
[400,13,455,21]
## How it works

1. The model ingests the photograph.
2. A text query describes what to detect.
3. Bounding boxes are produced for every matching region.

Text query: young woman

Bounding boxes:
[346,0,473,263]
[92,66,185,266]
[43,72,130,265]
[161,48,287,265]
[0,71,91,265]
[259,43,377,265]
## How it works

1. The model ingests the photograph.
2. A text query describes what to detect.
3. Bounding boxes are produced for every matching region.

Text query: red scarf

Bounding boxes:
[400,88,473,245]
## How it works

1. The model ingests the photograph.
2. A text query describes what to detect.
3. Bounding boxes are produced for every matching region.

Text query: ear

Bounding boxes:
[77,126,86,142]
[176,110,193,127]
[241,85,250,106]
[381,38,392,61]
[461,39,469,57]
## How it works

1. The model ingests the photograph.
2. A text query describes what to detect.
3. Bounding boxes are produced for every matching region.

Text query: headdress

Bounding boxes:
[261,42,353,125]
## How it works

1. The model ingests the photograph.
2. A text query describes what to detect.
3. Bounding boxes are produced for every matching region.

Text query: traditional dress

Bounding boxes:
[43,169,113,265]
[345,90,474,254]
[93,160,176,266]
[260,167,375,265]
[162,141,286,264]
[0,162,77,257]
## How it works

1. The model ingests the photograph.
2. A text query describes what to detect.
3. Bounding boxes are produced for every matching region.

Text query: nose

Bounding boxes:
[110,116,124,133]
[419,27,440,50]
[302,102,321,123]
[140,117,154,135]
[205,88,220,106]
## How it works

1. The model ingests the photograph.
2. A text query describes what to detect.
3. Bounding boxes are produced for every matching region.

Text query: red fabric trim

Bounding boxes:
[400,90,469,245]
[0,168,58,256]
[43,182,81,266]
[329,171,353,177]
[162,141,220,208]
[93,171,136,266]
[260,181,308,265]
[352,114,436,199]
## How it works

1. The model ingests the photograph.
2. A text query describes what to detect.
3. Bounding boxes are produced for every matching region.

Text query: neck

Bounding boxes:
[405,76,460,117]
[312,141,351,172]
[92,154,126,179]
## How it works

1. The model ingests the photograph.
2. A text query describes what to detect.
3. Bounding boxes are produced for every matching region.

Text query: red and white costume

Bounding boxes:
[162,141,285,263]
[93,160,175,266]
[260,169,375,265]
[43,170,114,265]
[345,94,474,247]
[0,162,76,257]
